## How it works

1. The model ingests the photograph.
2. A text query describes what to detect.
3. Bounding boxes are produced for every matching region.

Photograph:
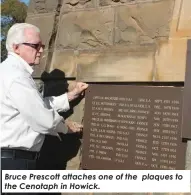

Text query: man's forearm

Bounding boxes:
[67,91,78,102]
[44,94,70,112]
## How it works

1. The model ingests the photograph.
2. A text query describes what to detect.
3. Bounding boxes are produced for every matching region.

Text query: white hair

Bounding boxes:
[6,23,40,52]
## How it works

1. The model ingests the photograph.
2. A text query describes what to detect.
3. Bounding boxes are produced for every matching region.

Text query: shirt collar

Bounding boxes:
[8,52,34,75]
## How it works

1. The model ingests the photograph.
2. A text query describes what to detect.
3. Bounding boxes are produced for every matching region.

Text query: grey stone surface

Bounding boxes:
[61,0,97,13]
[100,0,162,6]
[28,0,60,14]
[76,48,155,81]
[26,13,56,49]
[115,0,174,45]
[27,0,190,179]
[55,8,114,49]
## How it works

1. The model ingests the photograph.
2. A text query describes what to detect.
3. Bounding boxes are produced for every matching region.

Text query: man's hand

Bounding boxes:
[67,82,88,101]
[65,120,83,133]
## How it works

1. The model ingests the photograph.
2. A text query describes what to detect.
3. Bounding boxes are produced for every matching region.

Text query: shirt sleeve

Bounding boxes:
[49,121,68,141]
[44,94,70,113]
[8,76,63,134]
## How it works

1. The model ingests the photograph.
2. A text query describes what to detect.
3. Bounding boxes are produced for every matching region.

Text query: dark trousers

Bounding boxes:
[1,149,59,195]
[1,152,38,195]
[1,158,37,170]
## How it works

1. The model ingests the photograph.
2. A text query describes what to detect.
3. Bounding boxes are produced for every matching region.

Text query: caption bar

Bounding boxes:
[2,170,191,193]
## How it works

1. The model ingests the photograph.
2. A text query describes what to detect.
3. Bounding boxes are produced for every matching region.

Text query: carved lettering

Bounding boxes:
[135,156,147,161]
[135,150,147,155]
[116,142,128,147]
[136,139,148,144]
[116,148,128,153]
[115,158,125,163]
[136,133,148,137]
[116,153,128,158]
[136,144,147,150]
[84,85,184,170]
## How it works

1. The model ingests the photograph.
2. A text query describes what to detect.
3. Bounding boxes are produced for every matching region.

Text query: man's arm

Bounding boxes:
[8,76,64,134]
[43,82,88,134]
[44,82,88,112]
[44,94,70,113]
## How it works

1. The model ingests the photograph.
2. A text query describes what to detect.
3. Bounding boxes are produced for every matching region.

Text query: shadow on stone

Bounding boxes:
[37,69,82,172]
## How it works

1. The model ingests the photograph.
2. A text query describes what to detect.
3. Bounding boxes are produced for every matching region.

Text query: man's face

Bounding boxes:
[14,28,44,65]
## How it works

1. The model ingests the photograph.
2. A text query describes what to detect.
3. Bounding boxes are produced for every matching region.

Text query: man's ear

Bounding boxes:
[12,44,20,55]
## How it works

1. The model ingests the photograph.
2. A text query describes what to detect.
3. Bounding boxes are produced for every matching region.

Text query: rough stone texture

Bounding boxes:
[115,0,174,45]
[100,0,159,7]
[178,0,191,32]
[170,0,182,36]
[27,0,191,176]
[100,0,134,6]
[26,13,55,48]
[61,0,97,13]
[55,8,114,49]
[170,0,191,37]
[27,0,60,14]
[155,39,187,81]
[50,50,77,77]
[76,48,155,81]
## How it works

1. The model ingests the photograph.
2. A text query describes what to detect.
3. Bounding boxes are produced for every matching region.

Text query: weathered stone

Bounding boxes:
[61,0,97,13]
[115,0,174,45]
[100,0,139,6]
[155,39,187,81]
[169,0,182,36]
[76,47,155,81]
[55,8,114,49]
[27,0,60,14]
[49,50,77,77]
[26,13,55,49]
[27,0,191,178]
[170,0,191,37]
[177,0,191,35]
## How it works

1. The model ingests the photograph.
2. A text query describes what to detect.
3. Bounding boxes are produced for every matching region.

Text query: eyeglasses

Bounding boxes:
[22,42,45,51]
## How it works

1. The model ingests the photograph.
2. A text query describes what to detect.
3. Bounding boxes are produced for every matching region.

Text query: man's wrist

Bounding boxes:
[67,91,78,102]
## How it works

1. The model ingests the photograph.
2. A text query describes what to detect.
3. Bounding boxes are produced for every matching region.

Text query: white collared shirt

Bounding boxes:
[0,52,70,151]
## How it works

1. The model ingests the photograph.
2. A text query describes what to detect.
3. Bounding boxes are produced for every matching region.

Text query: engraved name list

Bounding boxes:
[82,85,186,170]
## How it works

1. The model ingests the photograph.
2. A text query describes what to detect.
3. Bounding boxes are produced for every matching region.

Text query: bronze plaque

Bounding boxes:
[82,85,187,170]
[182,39,191,139]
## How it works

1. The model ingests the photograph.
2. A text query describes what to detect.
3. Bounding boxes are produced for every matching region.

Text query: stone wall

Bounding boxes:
[26,0,191,188]
[26,0,191,108]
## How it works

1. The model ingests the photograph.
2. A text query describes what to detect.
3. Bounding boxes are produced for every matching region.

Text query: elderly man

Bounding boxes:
[0,23,88,170]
